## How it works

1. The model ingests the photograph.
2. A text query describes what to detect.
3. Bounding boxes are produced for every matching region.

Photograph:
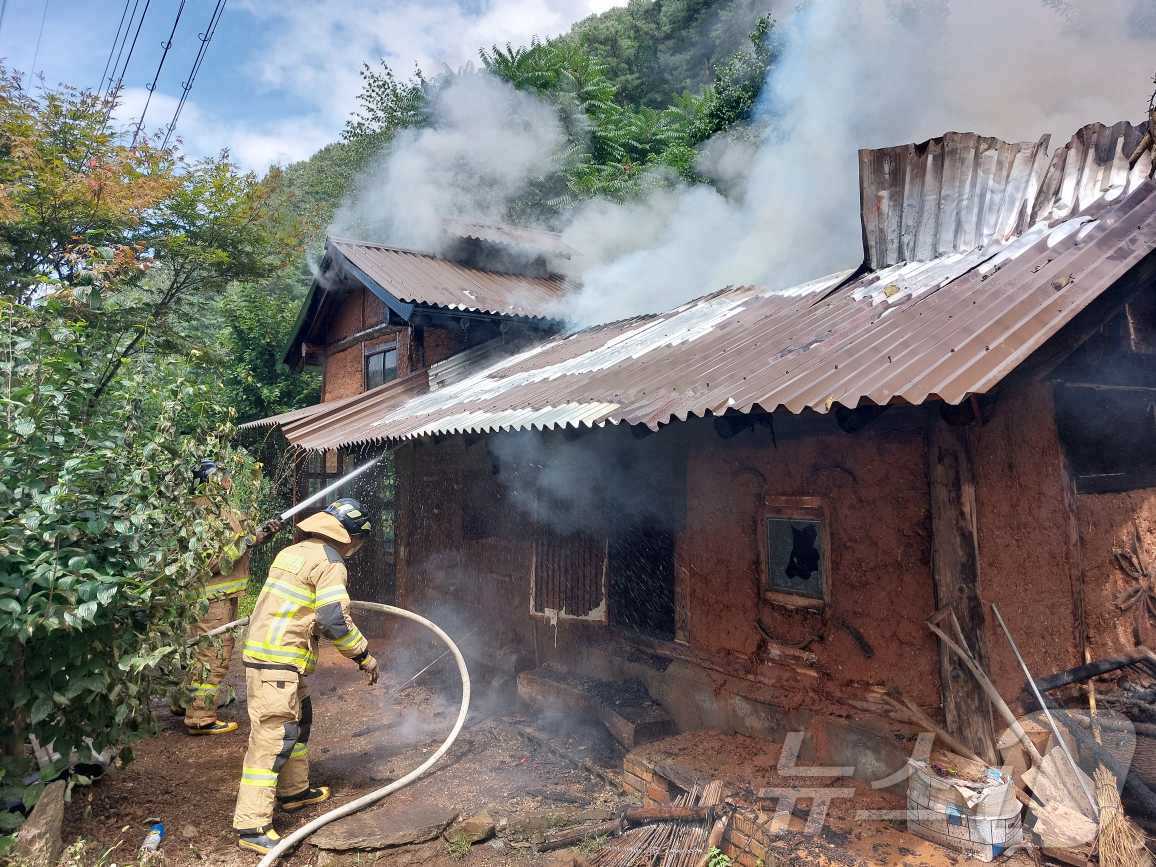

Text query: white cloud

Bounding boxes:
[236,0,627,126]
[114,88,333,173]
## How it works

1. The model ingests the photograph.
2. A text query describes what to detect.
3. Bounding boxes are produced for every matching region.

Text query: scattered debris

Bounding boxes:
[512,721,626,794]
[453,810,496,844]
[905,757,1022,862]
[588,780,724,867]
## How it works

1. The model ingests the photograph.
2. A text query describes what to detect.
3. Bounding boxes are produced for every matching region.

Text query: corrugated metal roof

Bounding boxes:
[332,238,567,319]
[442,219,575,260]
[279,371,430,449]
[269,123,1156,451]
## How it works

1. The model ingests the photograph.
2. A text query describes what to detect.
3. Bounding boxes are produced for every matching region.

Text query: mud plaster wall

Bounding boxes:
[394,422,935,746]
[971,381,1081,699]
[1076,488,1156,656]
[678,413,939,707]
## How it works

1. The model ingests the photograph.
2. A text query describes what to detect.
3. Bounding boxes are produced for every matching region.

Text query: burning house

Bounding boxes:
[247,120,1156,817]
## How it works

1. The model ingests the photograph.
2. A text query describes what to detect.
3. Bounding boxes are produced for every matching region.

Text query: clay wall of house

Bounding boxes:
[392,382,1126,740]
[318,286,473,401]
[971,381,1083,699]
[1076,488,1156,656]
[676,411,939,707]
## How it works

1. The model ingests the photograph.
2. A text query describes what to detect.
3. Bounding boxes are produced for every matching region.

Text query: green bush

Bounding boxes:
[0,298,255,834]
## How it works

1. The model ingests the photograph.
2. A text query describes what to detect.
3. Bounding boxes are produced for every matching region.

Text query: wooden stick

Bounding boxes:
[512,723,625,793]
[540,807,712,853]
[927,619,1044,765]
[692,813,730,867]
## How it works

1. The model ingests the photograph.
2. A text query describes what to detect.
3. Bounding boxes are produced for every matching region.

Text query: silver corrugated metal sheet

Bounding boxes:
[859,132,1051,269]
[270,123,1156,451]
[332,239,567,319]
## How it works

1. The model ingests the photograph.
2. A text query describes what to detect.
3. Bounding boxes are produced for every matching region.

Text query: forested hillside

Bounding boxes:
[221,0,775,427]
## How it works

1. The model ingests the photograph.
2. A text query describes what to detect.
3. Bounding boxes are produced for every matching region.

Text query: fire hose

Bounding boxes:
[190,602,471,867]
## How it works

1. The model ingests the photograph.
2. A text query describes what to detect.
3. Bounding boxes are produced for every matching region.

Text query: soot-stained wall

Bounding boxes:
[392,381,1122,735]
[677,411,939,706]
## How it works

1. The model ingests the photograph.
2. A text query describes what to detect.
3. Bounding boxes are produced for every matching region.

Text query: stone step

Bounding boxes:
[517,666,677,749]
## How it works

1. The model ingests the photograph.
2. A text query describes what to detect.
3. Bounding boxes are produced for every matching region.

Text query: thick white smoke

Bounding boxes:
[332,0,1156,327]
[330,73,566,250]
[560,0,1156,325]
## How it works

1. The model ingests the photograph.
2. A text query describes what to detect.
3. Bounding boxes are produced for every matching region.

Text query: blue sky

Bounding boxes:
[1,0,624,172]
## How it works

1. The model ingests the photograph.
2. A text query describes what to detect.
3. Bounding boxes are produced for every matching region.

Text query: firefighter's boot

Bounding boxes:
[277,786,330,812]
[236,826,281,854]
[186,720,239,736]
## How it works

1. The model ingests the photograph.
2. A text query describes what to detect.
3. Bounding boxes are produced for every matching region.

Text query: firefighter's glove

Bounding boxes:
[358,653,379,686]
[256,518,283,544]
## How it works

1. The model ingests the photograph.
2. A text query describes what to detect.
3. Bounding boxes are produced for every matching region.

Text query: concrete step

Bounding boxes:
[517,666,677,749]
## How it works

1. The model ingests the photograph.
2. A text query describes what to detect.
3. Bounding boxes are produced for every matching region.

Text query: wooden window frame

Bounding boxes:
[758,496,830,611]
[363,341,399,391]
[529,534,609,625]
[297,450,344,507]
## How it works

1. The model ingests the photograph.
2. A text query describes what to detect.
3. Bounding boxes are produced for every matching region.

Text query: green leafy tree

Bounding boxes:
[0,68,290,842]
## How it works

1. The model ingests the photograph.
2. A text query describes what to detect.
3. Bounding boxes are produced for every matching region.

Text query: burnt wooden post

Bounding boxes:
[927,409,998,764]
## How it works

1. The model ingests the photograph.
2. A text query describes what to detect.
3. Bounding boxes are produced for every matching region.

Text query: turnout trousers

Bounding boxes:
[232,666,312,831]
[184,596,239,727]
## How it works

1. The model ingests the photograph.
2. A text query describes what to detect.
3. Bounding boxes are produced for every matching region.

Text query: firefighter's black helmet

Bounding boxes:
[193,459,221,485]
[325,498,373,538]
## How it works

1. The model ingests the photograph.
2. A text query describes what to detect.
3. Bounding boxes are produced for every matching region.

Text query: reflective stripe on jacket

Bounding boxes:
[242,538,368,675]
[205,510,254,600]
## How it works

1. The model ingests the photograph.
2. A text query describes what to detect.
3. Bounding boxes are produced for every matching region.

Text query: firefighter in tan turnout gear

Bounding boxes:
[181,459,282,735]
[232,498,379,855]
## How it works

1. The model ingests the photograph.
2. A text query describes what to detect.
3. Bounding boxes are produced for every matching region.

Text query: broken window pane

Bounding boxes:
[765,516,826,601]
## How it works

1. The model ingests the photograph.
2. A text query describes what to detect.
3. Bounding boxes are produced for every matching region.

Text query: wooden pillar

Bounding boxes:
[927,409,998,763]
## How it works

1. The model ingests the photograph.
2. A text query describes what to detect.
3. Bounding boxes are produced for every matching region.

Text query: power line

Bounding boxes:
[107,0,152,103]
[132,0,185,146]
[97,0,133,96]
[30,0,49,78]
[162,0,226,149]
[102,0,140,101]
[0,1,9,42]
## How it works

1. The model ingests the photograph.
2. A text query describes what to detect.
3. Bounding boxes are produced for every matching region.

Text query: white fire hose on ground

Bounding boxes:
[190,601,472,867]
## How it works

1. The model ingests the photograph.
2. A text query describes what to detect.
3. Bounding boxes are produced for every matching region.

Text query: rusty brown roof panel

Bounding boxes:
[284,182,1156,450]
[280,370,430,450]
[269,123,1156,451]
[331,239,567,319]
[238,391,364,430]
[442,219,575,260]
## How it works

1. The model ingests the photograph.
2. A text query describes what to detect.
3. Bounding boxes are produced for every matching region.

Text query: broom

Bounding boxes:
[1088,649,1151,867]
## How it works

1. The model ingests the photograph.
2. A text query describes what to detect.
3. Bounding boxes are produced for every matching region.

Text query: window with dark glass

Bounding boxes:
[759,504,829,607]
[365,345,398,389]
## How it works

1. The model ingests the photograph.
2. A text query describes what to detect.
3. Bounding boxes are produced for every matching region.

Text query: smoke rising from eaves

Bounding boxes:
[332,0,1156,327]
[560,0,1156,325]
[330,73,566,251]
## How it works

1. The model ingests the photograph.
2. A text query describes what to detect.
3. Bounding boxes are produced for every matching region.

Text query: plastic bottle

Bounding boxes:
[140,822,165,853]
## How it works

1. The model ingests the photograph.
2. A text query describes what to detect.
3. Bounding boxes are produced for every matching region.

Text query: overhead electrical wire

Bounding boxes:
[102,0,140,101]
[0,1,9,43]
[106,0,152,103]
[97,0,133,97]
[131,0,185,146]
[161,0,226,149]
[29,0,49,79]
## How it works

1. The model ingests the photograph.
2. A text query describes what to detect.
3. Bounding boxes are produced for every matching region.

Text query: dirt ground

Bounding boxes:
[60,642,1037,867]
[62,642,628,867]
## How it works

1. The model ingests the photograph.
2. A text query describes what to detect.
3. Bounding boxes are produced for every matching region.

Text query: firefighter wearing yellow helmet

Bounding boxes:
[232,497,379,855]
[181,459,282,736]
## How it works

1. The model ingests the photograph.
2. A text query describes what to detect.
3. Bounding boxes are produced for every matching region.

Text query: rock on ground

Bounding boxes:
[309,803,459,851]
[451,811,495,844]
[13,780,66,867]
